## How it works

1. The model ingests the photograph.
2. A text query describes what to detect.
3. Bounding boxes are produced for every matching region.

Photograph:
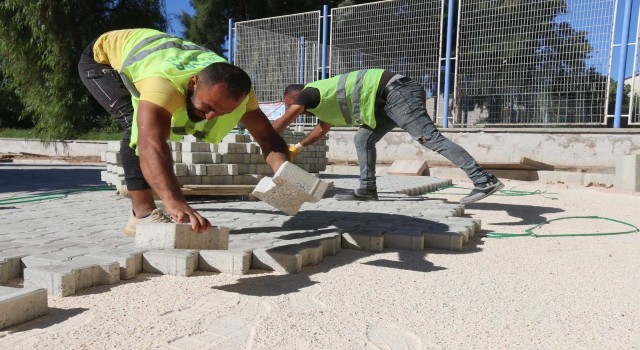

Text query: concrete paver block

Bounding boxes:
[87,249,147,280]
[250,233,341,273]
[252,177,306,215]
[142,250,199,276]
[272,161,328,202]
[615,154,640,192]
[440,217,481,237]
[181,142,211,152]
[0,252,29,283]
[218,143,249,154]
[383,226,425,251]
[0,286,49,330]
[423,230,465,251]
[182,152,213,164]
[23,257,120,297]
[341,228,384,252]
[386,159,429,176]
[251,245,305,273]
[199,249,253,275]
[252,162,328,215]
[135,223,229,250]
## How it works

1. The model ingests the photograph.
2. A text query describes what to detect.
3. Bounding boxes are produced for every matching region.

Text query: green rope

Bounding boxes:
[0,185,115,205]
[431,185,559,200]
[486,216,639,238]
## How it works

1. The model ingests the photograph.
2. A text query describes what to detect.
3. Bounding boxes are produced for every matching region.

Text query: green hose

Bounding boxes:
[486,216,639,238]
[0,185,114,205]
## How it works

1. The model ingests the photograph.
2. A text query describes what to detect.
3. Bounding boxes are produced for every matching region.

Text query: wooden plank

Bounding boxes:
[520,157,554,171]
[478,157,554,171]
[181,184,255,197]
[478,162,538,170]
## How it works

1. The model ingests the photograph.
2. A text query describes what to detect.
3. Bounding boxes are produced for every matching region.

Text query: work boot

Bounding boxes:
[123,209,173,237]
[460,176,504,205]
[334,188,379,201]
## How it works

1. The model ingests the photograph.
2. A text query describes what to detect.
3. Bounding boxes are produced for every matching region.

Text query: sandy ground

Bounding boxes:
[1,178,639,350]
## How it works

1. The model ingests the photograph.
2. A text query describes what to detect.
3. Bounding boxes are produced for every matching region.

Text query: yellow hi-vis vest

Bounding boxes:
[119,29,248,151]
[305,69,384,128]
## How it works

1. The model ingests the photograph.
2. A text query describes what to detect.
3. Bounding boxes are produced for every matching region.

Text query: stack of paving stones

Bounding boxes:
[100,131,328,188]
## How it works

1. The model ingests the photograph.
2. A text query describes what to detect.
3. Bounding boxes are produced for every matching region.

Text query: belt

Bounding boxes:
[382,76,413,99]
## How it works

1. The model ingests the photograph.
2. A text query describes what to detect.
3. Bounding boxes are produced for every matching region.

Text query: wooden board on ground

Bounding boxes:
[479,157,554,171]
[181,185,256,197]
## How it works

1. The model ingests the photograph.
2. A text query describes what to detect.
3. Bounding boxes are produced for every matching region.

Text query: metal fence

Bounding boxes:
[330,0,443,122]
[233,0,632,127]
[455,0,616,126]
[234,11,320,104]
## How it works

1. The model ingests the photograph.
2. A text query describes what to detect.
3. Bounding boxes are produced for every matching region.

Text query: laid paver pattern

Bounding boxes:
[1,163,474,299]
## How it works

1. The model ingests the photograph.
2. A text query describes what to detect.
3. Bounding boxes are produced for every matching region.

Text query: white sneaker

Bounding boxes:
[123,209,173,237]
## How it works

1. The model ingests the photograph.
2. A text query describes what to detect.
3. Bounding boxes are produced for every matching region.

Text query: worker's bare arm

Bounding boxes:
[298,120,332,147]
[241,108,289,172]
[272,104,306,134]
[136,100,211,232]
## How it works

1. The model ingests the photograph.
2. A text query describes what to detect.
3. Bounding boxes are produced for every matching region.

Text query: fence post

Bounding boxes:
[299,36,306,84]
[227,18,234,62]
[321,5,329,79]
[614,0,634,128]
[442,0,455,128]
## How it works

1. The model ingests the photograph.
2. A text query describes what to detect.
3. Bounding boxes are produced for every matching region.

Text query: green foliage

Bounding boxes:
[0,0,168,140]
[0,128,121,140]
[0,71,30,129]
[180,0,376,53]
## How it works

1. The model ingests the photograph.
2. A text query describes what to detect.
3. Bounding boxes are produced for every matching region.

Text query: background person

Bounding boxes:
[273,69,502,204]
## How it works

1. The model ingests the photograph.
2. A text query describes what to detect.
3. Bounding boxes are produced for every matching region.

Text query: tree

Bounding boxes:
[0,0,168,139]
[180,0,376,54]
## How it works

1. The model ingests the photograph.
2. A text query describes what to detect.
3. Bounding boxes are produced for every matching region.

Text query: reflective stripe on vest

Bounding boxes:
[119,34,213,98]
[350,70,367,124]
[335,70,368,125]
[336,74,352,125]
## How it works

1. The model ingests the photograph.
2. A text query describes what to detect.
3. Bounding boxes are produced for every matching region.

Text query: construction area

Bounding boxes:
[0,131,639,349]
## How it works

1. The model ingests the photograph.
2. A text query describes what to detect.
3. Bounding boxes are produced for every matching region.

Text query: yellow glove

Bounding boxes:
[288,143,304,161]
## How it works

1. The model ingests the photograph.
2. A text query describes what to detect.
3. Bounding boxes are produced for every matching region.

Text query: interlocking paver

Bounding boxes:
[23,256,120,297]
[135,224,229,250]
[142,250,199,276]
[0,286,48,330]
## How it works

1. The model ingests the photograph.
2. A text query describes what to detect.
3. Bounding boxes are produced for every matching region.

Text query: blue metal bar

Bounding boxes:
[227,18,234,62]
[442,0,455,128]
[321,5,329,79]
[614,0,634,128]
[299,36,305,84]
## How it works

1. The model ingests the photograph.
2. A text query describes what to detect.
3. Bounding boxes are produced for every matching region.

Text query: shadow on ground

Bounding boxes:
[0,165,104,194]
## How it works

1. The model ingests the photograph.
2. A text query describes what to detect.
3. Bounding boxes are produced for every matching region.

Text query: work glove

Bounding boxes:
[288,143,304,161]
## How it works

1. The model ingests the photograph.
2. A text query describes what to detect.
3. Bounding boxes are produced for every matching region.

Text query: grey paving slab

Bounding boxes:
[0,286,48,330]
[135,223,229,250]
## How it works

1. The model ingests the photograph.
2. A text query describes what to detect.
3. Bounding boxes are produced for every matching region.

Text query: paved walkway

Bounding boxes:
[0,163,464,281]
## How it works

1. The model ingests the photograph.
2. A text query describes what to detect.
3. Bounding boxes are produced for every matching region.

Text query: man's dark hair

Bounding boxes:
[284,84,305,97]
[197,62,251,100]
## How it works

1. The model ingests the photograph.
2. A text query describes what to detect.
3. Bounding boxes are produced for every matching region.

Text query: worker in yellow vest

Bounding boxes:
[273,69,502,204]
[78,29,288,236]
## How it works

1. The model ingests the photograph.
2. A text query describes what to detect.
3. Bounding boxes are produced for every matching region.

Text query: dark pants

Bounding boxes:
[77,40,150,191]
[354,78,490,190]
